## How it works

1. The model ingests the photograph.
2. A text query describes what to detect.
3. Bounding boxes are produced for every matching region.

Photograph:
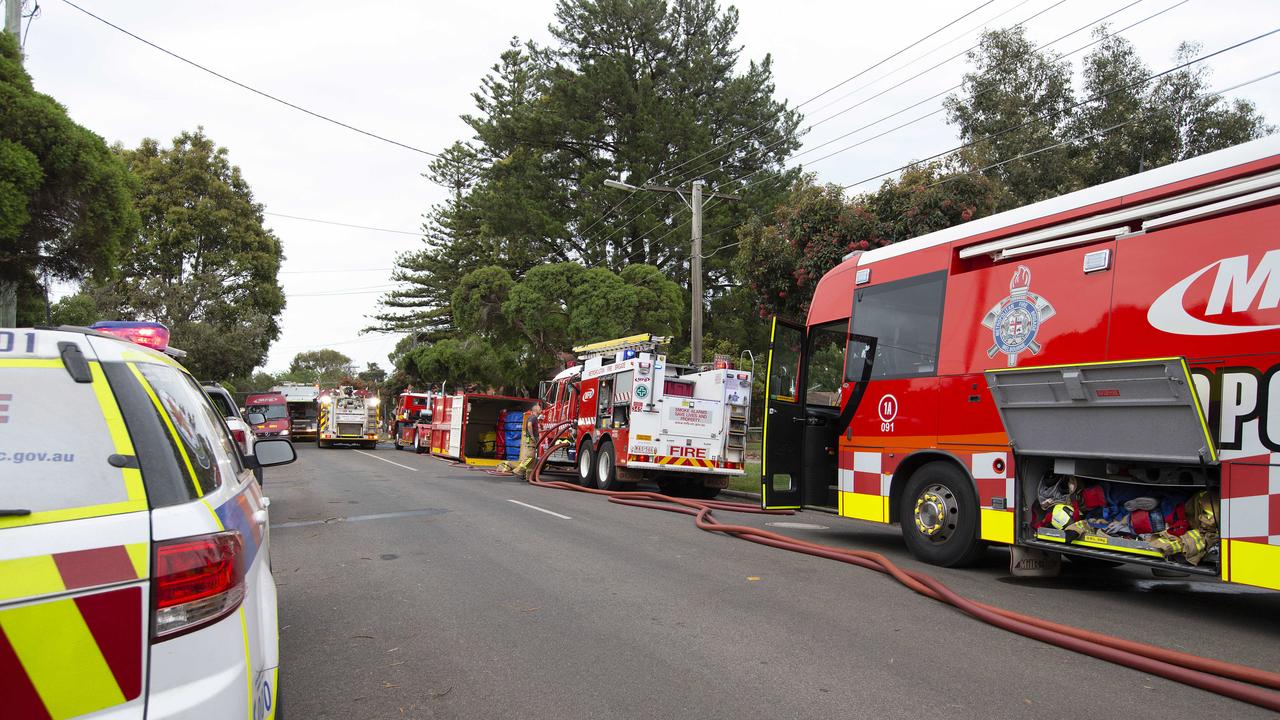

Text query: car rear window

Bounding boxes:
[0,363,141,518]
[205,389,236,418]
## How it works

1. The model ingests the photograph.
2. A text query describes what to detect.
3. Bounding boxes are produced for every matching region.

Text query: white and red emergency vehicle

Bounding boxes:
[316,386,379,448]
[0,321,294,718]
[541,334,752,497]
[765,135,1280,590]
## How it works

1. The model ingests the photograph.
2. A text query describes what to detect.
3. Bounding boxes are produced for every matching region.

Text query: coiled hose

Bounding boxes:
[515,428,1280,712]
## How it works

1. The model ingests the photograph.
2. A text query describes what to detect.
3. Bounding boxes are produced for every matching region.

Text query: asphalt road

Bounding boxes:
[267,443,1280,719]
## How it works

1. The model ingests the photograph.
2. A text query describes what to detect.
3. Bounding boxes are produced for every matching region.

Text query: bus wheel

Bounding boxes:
[577,441,596,487]
[899,461,985,568]
[595,440,620,491]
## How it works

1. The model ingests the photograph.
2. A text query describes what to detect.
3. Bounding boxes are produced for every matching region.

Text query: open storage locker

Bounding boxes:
[986,358,1222,575]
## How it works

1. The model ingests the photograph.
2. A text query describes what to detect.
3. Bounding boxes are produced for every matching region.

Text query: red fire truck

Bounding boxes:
[541,334,752,497]
[764,136,1280,590]
[392,390,435,451]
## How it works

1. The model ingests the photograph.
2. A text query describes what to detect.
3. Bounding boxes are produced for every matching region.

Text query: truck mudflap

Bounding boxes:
[984,357,1216,464]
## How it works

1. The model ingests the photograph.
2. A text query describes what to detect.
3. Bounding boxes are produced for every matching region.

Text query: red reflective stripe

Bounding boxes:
[74,587,144,700]
[0,628,52,720]
[52,547,137,590]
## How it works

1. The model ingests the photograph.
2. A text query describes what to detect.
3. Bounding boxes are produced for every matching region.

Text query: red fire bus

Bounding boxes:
[763,135,1280,590]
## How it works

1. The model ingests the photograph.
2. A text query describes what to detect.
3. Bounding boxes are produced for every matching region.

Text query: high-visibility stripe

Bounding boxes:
[241,609,253,720]
[75,587,144,700]
[87,362,147,505]
[0,545,145,602]
[52,546,137,590]
[0,555,65,602]
[0,598,126,719]
[0,358,64,369]
[0,629,49,719]
[124,542,149,578]
[128,362,203,498]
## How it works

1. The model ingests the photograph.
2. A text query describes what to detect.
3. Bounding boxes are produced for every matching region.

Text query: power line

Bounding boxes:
[670,0,1076,193]
[263,211,422,236]
[710,0,1162,195]
[640,0,998,191]
[279,267,395,274]
[925,67,1280,190]
[588,0,1059,253]
[839,26,1280,190]
[61,0,469,165]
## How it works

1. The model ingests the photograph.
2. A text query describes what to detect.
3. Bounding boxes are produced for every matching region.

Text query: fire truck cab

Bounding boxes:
[765,135,1280,590]
[543,334,751,497]
[316,386,379,449]
[392,391,434,451]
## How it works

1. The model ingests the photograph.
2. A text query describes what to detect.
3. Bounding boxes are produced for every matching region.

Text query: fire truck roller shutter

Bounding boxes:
[888,451,988,567]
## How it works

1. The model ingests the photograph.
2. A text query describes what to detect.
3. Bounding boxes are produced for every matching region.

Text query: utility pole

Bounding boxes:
[602,178,738,366]
[4,0,19,40]
[0,1,21,328]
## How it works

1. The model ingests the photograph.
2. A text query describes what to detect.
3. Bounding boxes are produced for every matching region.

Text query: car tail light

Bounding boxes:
[231,428,246,445]
[152,531,245,641]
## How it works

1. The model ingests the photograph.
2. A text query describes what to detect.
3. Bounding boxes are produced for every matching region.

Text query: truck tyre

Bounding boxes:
[414,433,425,454]
[595,440,621,491]
[577,441,596,487]
[393,423,403,450]
[691,484,721,500]
[899,461,985,568]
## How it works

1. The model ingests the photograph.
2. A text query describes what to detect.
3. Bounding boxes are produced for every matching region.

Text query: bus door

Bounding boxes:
[763,318,805,508]
[763,317,877,510]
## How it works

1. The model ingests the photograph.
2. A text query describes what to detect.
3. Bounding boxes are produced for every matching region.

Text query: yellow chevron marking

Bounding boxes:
[124,543,149,578]
[0,598,126,719]
[0,555,66,601]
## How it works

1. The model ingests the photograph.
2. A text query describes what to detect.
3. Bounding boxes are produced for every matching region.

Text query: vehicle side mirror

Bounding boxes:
[253,438,296,467]
[246,412,266,425]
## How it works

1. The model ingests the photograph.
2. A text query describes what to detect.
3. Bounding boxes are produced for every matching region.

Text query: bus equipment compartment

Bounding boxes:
[430,393,537,466]
[986,358,1221,573]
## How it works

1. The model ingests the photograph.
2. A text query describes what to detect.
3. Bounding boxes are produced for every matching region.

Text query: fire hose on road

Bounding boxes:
[510,423,1280,712]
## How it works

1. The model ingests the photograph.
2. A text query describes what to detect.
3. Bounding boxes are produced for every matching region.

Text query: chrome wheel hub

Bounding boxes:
[913,483,958,543]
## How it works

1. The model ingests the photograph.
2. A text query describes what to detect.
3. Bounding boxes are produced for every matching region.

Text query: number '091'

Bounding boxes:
[0,331,36,353]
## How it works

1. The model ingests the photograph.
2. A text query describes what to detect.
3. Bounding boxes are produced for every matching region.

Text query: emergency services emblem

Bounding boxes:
[982,265,1055,367]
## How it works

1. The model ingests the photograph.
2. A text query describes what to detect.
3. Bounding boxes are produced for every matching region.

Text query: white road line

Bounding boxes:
[506,499,572,520]
[353,450,419,472]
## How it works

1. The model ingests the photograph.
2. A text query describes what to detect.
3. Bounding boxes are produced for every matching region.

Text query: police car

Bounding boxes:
[0,322,292,719]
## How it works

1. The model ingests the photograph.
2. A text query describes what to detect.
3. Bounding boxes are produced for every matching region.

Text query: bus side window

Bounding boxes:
[851,271,947,380]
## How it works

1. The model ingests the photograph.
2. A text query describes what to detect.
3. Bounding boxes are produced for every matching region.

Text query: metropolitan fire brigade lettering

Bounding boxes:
[669,405,710,426]
[1149,249,1280,335]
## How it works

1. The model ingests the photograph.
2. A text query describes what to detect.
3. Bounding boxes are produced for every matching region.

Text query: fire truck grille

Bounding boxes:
[338,422,363,436]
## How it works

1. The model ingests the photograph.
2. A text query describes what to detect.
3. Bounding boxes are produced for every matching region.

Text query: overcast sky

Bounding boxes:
[20,0,1280,373]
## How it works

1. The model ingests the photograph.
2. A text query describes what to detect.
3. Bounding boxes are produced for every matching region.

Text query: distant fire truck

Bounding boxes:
[541,334,751,497]
[765,135,1280,590]
[317,386,380,448]
[272,382,320,440]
